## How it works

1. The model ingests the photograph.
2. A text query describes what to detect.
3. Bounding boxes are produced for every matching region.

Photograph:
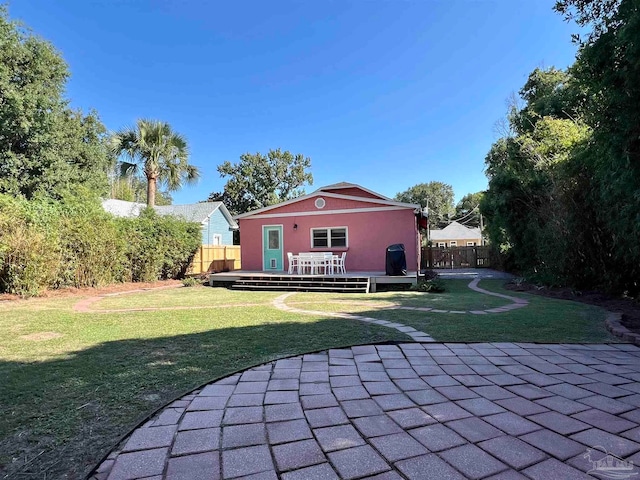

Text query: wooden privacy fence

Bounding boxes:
[188,245,241,275]
[422,246,491,269]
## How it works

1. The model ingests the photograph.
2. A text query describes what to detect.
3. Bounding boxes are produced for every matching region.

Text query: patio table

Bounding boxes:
[297,252,334,274]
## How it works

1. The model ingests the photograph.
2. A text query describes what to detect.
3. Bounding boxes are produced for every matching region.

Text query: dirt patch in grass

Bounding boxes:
[505,282,640,334]
[0,279,182,302]
[20,331,64,341]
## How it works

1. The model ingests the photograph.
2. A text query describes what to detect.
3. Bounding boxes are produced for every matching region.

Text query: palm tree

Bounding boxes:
[111,119,199,207]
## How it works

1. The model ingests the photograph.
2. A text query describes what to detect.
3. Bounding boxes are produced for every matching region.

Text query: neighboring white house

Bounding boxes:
[429,221,483,248]
[102,199,238,245]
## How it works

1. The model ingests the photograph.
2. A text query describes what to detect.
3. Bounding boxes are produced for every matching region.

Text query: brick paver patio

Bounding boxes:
[94,343,640,479]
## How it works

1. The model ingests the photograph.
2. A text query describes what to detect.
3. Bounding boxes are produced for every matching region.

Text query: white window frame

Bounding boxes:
[450,241,457,247]
[213,234,222,245]
[437,242,446,248]
[310,226,348,249]
[467,241,476,246]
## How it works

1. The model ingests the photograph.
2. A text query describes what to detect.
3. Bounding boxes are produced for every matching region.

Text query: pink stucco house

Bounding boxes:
[235,182,422,272]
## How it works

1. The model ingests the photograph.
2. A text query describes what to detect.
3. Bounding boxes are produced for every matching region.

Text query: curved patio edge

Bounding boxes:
[90,341,640,480]
[606,312,640,345]
[86,340,405,480]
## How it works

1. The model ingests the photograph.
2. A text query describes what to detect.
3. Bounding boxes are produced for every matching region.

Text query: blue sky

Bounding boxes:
[11,0,580,205]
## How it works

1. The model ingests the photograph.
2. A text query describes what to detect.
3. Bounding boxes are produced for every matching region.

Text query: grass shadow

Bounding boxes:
[1,317,405,479]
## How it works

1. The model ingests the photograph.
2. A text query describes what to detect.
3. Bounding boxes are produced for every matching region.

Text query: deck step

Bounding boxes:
[235,280,368,287]
[231,284,368,293]
[209,272,417,293]
[228,276,370,293]
[242,276,368,282]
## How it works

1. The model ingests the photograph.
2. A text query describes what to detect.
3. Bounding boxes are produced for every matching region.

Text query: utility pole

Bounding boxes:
[480,213,484,246]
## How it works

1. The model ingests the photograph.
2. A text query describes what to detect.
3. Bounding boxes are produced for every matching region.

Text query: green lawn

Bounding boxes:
[291,279,616,343]
[92,287,283,310]
[292,279,507,310]
[0,289,405,479]
[0,279,617,478]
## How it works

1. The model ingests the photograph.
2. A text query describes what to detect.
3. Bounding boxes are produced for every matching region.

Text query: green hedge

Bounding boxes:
[0,191,201,296]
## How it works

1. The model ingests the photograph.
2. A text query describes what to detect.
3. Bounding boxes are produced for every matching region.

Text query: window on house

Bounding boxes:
[450,241,457,247]
[437,242,446,248]
[311,227,348,248]
[330,228,347,247]
[467,242,476,246]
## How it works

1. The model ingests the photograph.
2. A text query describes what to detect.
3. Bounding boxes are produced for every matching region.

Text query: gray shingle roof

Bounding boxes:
[317,181,357,190]
[101,200,238,228]
[155,203,222,222]
[101,199,146,218]
[430,221,481,240]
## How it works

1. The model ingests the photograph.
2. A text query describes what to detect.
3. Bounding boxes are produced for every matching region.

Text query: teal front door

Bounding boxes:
[263,225,283,271]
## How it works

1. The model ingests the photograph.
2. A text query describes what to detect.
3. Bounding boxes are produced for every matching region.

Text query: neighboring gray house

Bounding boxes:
[429,221,483,247]
[102,199,238,245]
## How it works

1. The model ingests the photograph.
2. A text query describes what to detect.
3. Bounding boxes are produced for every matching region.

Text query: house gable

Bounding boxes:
[202,208,235,245]
[316,182,390,200]
[235,183,418,220]
[248,195,410,218]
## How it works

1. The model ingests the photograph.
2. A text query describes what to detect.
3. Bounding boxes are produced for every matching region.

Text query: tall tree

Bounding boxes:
[111,119,199,207]
[554,0,622,41]
[109,174,173,205]
[562,0,640,294]
[481,66,599,288]
[0,7,110,198]
[455,192,484,227]
[394,182,455,228]
[481,0,640,295]
[208,149,313,215]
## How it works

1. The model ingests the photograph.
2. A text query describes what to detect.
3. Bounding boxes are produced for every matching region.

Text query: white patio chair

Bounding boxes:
[332,252,346,274]
[298,252,313,274]
[319,252,333,275]
[287,252,299,274]
[310,252,327,274]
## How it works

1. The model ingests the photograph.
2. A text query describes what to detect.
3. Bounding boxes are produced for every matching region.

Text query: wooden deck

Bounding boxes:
[208,271,418,293]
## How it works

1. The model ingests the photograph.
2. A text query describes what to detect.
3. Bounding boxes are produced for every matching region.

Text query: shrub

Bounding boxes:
[0,196,60,295]
[411,278,446,293]
[182,277,202,287]
[116,209,201,282]
[421,269,438,281]
[0,193,201,296]
[0,216,58,296]
[52,191,126,288]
